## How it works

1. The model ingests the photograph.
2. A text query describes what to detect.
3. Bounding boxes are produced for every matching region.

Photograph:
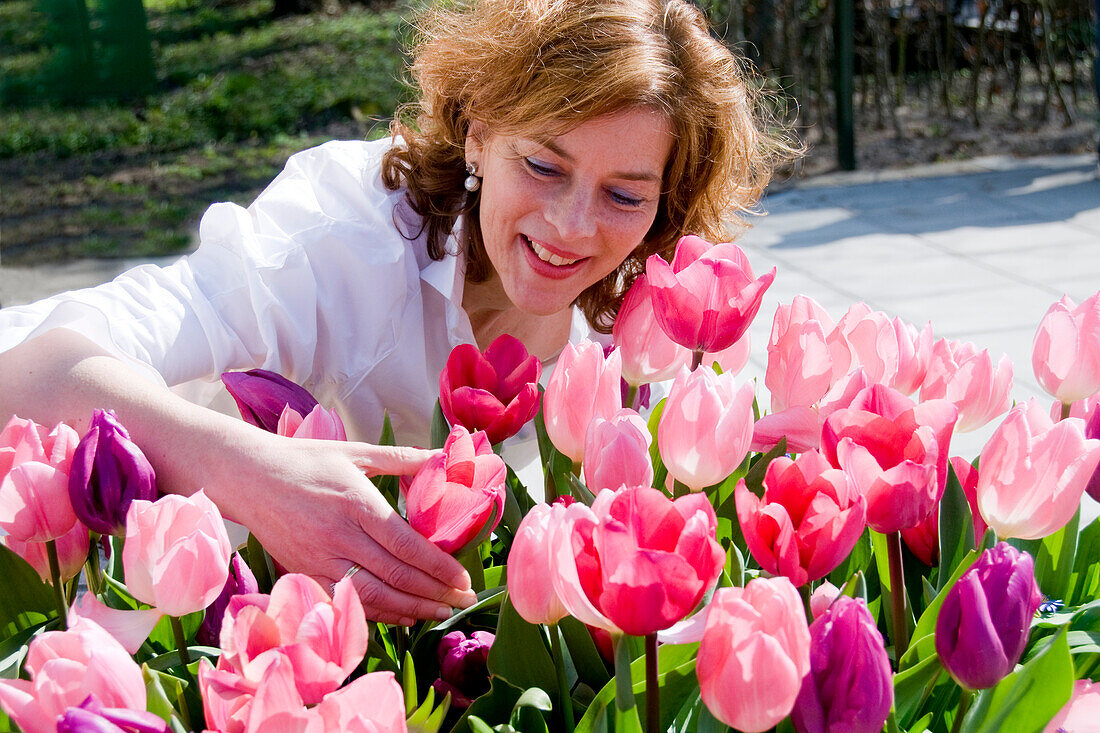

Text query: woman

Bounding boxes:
[0,0,793,624]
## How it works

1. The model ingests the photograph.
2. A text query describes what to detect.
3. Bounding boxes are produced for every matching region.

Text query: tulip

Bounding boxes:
[432,630,494,708]
[68,409,157,536]
[975,399,1100,540]
[736,450,866,586]
[551,487,724,636]
[766,296,842,414]
[69,593,164,655]
[791,596,893,733]
[197,551,260,647]
[613,273,694,386]
[0,415,80,542]
[276,403,347,441]
[696,578,811,733]
[1032,291,1100,404]
[646,235,776,354]
[901,455,986,564]
[822,384,958,534]
[406,426,506,554]
[508,503,569,625]
[3,517,89,585]
[833,305,933,393]
[920,339,1013,433]
[543,340,623,463]
[1044,679,1100,733]
[57,695,168,733]
[439,334,542,445]
[0,617,146,733]
[809,581,840,620]
[222,368,320,433]
[583,408,653,493]
[753,369,872,454]
[122,489,232,618]
[659,367,755,491]
[935,542,1042,689]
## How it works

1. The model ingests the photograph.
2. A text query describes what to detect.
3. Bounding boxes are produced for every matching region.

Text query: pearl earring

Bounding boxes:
[464,162,481,192]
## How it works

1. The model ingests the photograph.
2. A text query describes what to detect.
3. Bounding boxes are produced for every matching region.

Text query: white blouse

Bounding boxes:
[0,138,597,449]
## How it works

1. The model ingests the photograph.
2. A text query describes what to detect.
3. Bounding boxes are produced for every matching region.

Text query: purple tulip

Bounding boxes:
[432,630,494,708]
[221,368,319,433]
[68,410,157,536]
[196,551,260,647]
[792,596,893,733]
[936,542,1043,690]
[57,694,168,733]
[1085,402,1100,502]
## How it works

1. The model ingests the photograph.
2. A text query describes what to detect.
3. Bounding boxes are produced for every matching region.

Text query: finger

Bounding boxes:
[309,571,416,627]
[348,444,439,477]
[342,564,458,624]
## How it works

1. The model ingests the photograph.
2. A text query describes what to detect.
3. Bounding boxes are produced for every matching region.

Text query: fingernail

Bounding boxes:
[435,606,454,621]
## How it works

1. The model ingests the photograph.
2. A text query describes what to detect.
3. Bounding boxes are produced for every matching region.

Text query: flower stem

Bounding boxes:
[1060,401,1072,421]
[84,537,103,597]
[171,615,192,669]
[887,531,909,661]
[691,350,704,371]
[626,384,639,411]
[46,540,68,631]
[549,624,576,733]
[950,688,975,733]
[645,633,659,733]
[799,583,814,624]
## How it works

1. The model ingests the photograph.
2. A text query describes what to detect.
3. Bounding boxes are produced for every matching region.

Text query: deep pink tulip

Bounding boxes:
[921,339,1013,433]
[551,487,724,636]
[736,450,866,586]
[508,503,570,625]
[433,630,494,708]
[57,695,167,733]
[198,551,260,647]
[276,403,347,440]
[543,340,623,463]
[3,516,89,585]
[901,455,986,563]
[975,399,1100,540]
[646,235,776,354]
[613,273,692,386]
[766,296,841,414]
[659,367,755,491]
[936,543,1042,689]
[584,408,653,493]
[822,384,958,534]
[221,368,320,434]
[0,617,146,733]
[1032,291,1100,403]
[792,596,893,733]
[406,425,506,554]
[439,334,542,445]
[696,578,811,733]
[0,415,80,543]
[122,489,232,617]
[1044,679,1100,733]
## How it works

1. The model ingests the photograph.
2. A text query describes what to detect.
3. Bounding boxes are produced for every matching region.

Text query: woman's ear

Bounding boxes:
[464,120,488,168]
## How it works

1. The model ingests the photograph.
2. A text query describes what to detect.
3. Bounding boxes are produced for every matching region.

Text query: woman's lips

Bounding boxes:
[520,235,586,279]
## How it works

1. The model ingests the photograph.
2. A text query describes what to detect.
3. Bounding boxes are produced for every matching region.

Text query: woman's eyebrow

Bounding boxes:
[538,138,663,183]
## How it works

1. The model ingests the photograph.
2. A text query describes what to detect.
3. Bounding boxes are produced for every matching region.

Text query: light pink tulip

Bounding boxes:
[766,296,840,414]
[2,516,89,585]
[752,369,872,454]
[0,415,80,543]
[122,489,232,617]
[276,403,348,441]
[69,592,164,655]
[696,578,811,733]
[1044,679,1100,733]
[583,409,653,493]
[659,367,755,491]
[834,305,933,393]
[809,581,841,620]
[646,236,776,354]
[613,273,692,386]
[0,617,146,733]
[314,670,407,733]
[921,339,1013,432]
[976,399,1100,540]
[544,340,623,463]
[702,333,752,376]
[890,317,934,395]
[507,503,570,625]
[1033,291,1100,403]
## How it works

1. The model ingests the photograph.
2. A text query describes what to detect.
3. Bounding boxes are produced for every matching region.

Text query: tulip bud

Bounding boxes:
[432,630,494,708]
[508,503,569,625]
[57,694,168,733]
[583,409,653,493]
[196,552,260,647]
[221,368,320,433]
[0,415,80,543]
[935,542,1043,690]
[809,582,840,620]
[68,410,157,536]
[1032,291,1100,404]
[276,403,347,440]
[543,340,622,463]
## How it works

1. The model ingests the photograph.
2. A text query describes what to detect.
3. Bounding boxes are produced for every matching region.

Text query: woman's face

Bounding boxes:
[465,107,673,317]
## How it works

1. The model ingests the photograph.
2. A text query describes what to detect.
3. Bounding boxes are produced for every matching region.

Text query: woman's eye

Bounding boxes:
[524,158,558,177]
[609,189,644,208]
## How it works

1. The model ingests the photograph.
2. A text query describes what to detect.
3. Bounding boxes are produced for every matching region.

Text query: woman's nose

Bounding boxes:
[545,186,597,241]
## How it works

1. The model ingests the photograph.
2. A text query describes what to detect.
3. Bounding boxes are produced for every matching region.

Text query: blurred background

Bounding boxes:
[0,0,1097,267]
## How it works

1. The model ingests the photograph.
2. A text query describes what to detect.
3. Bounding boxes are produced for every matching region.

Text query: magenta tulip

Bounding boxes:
[1032,291,1100,403]
[122,489,232,617]
[508,503,570,625]
[696,578,811,733]
[936,542,1042,689]
[612,273,692,386]
[920,339,1013,433]
[3,517,89,585]
[197,551,260,647]
[1085,400,1100,502]
[584,408,653,493]
[543,339,623,463]
[975,399,1100,540]
[736,450,866,586]
[646,235,776,354]
[276,403,347,440]
[439,334,542,445]
[433,630,494,708]
[0,415,80,543]
[221,368,320,433]
[57,695,167,733]
[406,425,506,554]
[792,596,893,733]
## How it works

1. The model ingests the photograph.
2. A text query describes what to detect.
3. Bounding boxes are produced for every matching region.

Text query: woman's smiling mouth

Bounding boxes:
[524,235,584,267]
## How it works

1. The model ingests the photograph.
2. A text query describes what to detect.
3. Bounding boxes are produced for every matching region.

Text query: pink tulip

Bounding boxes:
[646,236,776,354]
[613,274,692,386]
[122,489,232,617]
[583,409,653,493]
[834,304,932,393]
[406,425,506,554]
[2,516,89,585]
[702,333,752,375]
[822,384,958,534]
[920,339,1013,432]
[1054,395,1100,501]
[0,617,146,733]
[439,334,542,445]
[69,592,164,655]
[1044,679,1100,733]
[658,367,755,491]
[551,487,724,636]
[1033,291,1100,403]
[809,581,840,620]
[314,670,407,733]
[951,455,988,542]
[766,296,841,414]
[736,450,866,586]
[0,415,80,542]
[975,399,1100,540]
[696,578,811,733]
[276,403,347,441]
[543,340,623,463]
[753,369,872,454]
[508,503,570,625]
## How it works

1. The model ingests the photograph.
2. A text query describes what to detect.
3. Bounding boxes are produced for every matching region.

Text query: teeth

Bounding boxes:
[529,238,580,267]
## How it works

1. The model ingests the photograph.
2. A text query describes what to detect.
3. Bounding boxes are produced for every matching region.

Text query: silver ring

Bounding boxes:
[331,563,363,596]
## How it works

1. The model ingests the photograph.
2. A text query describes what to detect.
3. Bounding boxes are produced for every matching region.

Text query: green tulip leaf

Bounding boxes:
[431,400,450,450]
[373,411,400,510]
[893,653,945,728]
[1068,517,1100,606]
[453,677,526,733]
[1033,507,1079,601]
[829,530,873,588]
[533,388,576,503]
[510,687,553,733]
[0,544,58,635]
[0,615,51,679]
[143,645,220,671]
[430,587,505,634]
[488,596,558,700]
[936,463,974,588]
[559,616,611,690]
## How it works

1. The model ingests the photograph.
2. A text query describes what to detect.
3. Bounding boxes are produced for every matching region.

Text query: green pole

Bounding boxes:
[833,0,856,170]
